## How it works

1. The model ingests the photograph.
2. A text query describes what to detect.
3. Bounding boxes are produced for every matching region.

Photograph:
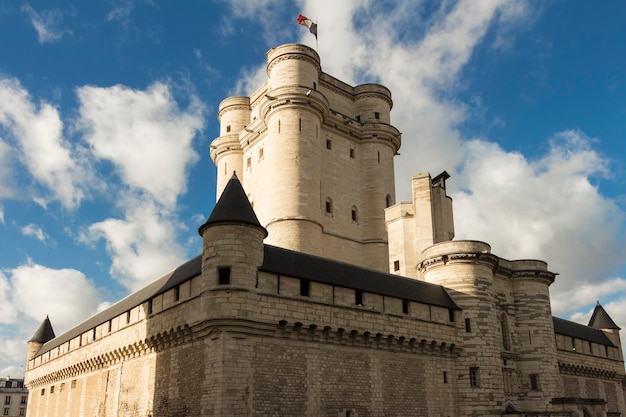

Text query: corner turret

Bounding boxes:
[199,173,267,289]
[589,301,622,348]
[27,316,55,362]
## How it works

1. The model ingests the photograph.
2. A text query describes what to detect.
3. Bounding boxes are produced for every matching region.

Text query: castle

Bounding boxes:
[23,44,625,417]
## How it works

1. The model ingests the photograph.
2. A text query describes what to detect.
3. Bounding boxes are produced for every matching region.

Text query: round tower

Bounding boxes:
[211,96,250,198]
[27,316,55,363]
[419,241,504,416]
[258,44,327,254]
[354,84,400,269]
[198,173,267,290]
[509,259,559,409]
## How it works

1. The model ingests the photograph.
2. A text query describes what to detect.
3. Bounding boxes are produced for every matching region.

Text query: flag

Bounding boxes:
[297,14,317,38]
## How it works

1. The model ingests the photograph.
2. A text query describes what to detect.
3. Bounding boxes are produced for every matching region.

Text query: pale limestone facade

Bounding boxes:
[24,43,626,417]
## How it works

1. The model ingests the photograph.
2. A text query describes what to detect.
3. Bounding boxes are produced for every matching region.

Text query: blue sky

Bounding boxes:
[0,1,625,377]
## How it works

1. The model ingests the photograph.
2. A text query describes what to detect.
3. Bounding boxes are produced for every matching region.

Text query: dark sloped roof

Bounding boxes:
[198,173,267,237]
[37,255,202,356]
[36,244,460,356]
[28,316,55,344]
[553,316,615,347]
[588,302,621,330]
[261,245,460,310]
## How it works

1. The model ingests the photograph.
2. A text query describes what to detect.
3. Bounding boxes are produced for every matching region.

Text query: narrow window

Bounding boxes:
[3,397,9,405]
[299,118,302,131]
[326,139,332,149]
[351,207,358,222]
[20,397,26,405]
[126,311,131,324]
[374,111,380,119]
[3,409,8,416]
[349,148,355,158]
[443,371,448,384]
[41,389,45,396]
[19,409,25,416]
[355,291,363,306]
[605,345,610,357]
[50,386,54,394]
[377,151,380,163]
[108,320,112,332]
[174,285,180,302]
[259,148,264,160]
[71,380,77,389]
[465,318,471,333]
[226,125,231,132]
[449,309,455,322]
[325,198,333,214]
[313,81,317,90]
[386,194,392,208]
[393,260,400,271]
[501,313,510,350]
[402,299,409,314]
[530,374,539,391]
[571,337,576,351]
[469,367,479,387]
[147,299,153,314]
[246,157,251,169]
[588,341,593,354]
[300,279,310,297]
[278,119,281,133]
[356,115,361,122]
[218,267,231,285]
[224,162,227,175]
[92,328,97,341]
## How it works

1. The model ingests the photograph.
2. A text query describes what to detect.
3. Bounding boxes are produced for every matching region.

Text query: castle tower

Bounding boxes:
[385,171,454,278]
[589,301,622,353]
[27,316,55,362]
[198,173,267,290]
[210,43,401,272]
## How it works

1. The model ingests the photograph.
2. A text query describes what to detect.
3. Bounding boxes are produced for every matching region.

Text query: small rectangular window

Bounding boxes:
[402,299,409,315]
[356,115,361,122]
[355,291,363,306]
[469,367,479,387]
[393,260,400,271]
[443,371,448,384]
[349,148,355,158]
[313,81,317,90]
[20,397,26,405]
[71,380,76,389]
[226,125,231,132]
[50,385,54,394]
[300,279,310,297]
[108,320,112,332]
[147,299,153,314]
[19,409,25,416]
[351,209,357,222]
[465,318,471,333]
[449,309,455,322]
[3,408,8,416]
[374,112,380,119]
[326,139,332,149]
[530,374,539,391]
[40,389,45,396]
[246,157,251,169]
[218,267,231,285]
[174,285,180,302]
[126,311,131,324]
[571,337,576,351]
[92,328,97,340]
[259,148,264,160]
[3,397,8,405]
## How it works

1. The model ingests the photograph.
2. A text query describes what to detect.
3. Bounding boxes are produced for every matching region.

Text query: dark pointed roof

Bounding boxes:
[28,316,56,344]
[198,173,267,237]
[588,301,620,330]
[553,316,616,346]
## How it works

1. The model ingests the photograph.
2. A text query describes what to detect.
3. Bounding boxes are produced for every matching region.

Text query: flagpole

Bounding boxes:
[316,16,319,52]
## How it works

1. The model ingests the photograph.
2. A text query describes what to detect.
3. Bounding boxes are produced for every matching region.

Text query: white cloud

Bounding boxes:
[454,131,625,298]
[0,77,93,209]
[21,4,72,44]
[76,82,205,208]
[81,196,187,291]
[21,224,50,242]
[0,139,14,201]
[10,262,101,331]
[0,366,24,379]
[0,262,102,373]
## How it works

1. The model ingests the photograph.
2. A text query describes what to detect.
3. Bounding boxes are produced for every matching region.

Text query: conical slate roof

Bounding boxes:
[28,316,56,344]
[198,173,267,237]
[588,301,620,330]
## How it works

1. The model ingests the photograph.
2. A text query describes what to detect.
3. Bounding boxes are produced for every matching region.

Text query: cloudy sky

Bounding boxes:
[1,1,624,377]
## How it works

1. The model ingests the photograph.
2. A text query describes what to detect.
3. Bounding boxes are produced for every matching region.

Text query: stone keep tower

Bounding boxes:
[211,44,401,271]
